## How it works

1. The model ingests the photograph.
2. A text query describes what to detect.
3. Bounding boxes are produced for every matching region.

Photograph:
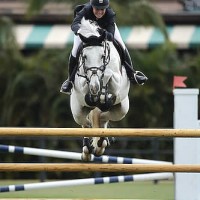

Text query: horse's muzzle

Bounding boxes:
[89,75,101,95]
[89,84,100,95]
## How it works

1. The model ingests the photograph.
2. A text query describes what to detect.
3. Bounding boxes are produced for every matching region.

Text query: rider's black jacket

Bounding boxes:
[71,3,116,37]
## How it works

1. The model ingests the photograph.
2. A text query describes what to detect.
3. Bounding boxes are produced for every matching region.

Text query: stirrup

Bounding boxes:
[60,80,73,95]
[133,71,148,85]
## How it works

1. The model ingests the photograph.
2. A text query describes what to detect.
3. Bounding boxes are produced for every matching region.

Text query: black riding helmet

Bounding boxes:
[90,0,109,9]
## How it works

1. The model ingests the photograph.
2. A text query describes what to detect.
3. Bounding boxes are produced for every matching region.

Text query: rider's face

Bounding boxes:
[92,7,106,19]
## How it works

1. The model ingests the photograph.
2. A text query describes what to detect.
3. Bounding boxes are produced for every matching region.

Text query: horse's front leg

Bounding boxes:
[70,95,94,161]
[99,96,129,123]
[82,137,94,161]
[70,94,91,127]
[104,68,121,96]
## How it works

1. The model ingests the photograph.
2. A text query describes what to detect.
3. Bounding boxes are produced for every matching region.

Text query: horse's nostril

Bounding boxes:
[89,76,100,95]
[90,85,100,95]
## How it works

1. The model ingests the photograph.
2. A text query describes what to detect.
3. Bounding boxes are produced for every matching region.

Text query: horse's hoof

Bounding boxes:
[97,137,108,148]
[83,138,93,153]
[82,145,90,154]
[81,152,91,162]
[82,144,93,161]
[94,138,107,157]
[93,147,105,157]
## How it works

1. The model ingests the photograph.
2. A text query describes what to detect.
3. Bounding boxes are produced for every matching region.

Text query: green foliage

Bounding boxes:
[0,48,77,128]
[0,17,18,50]
[27,0,70,16]
[1,44,200,129]
[130,1,168,39]
[129,43,178,128]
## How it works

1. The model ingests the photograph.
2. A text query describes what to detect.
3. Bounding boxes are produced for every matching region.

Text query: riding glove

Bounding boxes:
[97,28,114,41]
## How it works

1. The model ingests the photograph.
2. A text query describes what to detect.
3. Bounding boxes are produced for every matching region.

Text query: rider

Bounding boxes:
[60,0,148,94]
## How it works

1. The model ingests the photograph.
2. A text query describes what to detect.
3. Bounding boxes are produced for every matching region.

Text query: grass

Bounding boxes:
[0,180,174,199]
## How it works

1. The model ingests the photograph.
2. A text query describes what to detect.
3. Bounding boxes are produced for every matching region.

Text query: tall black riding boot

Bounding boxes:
[60,54,77,94]
[123,49,148,85]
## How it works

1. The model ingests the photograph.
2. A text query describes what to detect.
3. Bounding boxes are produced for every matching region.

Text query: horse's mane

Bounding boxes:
[78,17,101,38]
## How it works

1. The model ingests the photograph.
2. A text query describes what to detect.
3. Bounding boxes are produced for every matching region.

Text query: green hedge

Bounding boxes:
[1,44,200,128]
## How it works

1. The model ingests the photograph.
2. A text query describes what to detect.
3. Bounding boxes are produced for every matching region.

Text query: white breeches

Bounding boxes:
[71,23,126,57]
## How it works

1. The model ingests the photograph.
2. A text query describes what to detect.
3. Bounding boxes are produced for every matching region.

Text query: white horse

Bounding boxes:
[70,18,130,161]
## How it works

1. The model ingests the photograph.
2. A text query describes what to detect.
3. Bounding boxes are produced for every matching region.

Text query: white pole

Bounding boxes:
[0,144,172,164]
[0,173,173,193]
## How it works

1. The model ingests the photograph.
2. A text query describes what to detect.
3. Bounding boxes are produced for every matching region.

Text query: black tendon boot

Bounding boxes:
[60,54,77,94]
[124,49,148,85]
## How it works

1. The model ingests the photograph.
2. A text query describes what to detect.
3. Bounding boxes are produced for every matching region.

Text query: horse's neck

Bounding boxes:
[106,42,121,72]
[79,18,100,38]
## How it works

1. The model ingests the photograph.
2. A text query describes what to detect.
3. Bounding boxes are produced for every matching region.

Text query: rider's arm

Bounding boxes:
[71,3,93,35]
[104,8,116,35]
[104,20,115,40]
[71,8,86,35]
[100,9,116,41]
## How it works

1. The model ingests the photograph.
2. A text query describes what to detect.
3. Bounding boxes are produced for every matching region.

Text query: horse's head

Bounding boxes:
[80,43,109,96]
[78,42,116,111]
[76,18,117,111]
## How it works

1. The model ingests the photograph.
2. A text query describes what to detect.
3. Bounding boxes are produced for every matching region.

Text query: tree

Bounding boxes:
[0,17,24,126]
[0,17,17,50]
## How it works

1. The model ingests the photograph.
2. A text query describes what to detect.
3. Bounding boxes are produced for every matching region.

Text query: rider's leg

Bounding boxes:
[124,48,148,85]
[114,24,148,85]
[60,35,81,94]
[60,54,77,94]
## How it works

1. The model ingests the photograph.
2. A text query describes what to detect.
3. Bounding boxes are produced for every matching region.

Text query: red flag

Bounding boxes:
[173,76,187,88]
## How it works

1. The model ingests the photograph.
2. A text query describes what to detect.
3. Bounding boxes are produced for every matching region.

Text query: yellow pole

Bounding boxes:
[0,163,200,173]
[0,128,200,137]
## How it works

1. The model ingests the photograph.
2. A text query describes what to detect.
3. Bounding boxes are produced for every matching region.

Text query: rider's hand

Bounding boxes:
[97,28,105,36]
[97,28,114,42]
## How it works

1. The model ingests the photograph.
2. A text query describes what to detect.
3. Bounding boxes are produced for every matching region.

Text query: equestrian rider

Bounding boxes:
[60,0,148,94]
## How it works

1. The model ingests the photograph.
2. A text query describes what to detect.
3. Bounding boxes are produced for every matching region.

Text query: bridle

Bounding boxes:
[77,41,110,84]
